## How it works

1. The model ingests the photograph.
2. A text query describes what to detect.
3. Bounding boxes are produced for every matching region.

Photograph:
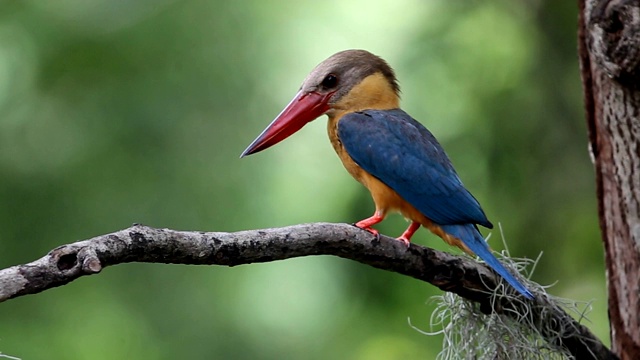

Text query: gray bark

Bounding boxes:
[579,1,640,359]
[0,222,614,359]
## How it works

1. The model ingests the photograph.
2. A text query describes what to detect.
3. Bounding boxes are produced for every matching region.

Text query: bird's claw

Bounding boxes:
[396,236,411,248]
[352,223,380,240]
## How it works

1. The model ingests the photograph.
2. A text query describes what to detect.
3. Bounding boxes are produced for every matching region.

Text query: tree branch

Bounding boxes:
[0,222,615,359]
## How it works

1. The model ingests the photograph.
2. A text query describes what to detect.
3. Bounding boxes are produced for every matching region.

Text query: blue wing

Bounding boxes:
[338,109,492,228]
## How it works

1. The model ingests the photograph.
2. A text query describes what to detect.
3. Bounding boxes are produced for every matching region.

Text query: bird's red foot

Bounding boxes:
[354,212,385,239]
[396,236,411,247]
[358,225,380,238]
[397,221,420,247]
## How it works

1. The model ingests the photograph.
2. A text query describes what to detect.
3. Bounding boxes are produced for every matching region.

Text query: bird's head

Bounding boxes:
[241,49,400,157]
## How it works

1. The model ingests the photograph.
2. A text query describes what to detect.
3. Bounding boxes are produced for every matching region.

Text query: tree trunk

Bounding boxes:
[579,1,640,359]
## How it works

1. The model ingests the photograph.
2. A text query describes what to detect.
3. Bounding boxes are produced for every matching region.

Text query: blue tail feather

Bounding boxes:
[440,224,534,300]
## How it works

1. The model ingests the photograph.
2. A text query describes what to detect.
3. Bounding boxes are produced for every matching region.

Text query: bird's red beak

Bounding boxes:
[240,91,333,157]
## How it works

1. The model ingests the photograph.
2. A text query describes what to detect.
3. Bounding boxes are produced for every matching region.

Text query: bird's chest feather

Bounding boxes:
[326,114,425,221]
[327,114,367,184]
[324,73,400,187]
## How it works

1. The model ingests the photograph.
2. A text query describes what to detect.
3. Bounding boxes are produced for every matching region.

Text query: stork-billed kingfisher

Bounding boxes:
[241,49,533,299]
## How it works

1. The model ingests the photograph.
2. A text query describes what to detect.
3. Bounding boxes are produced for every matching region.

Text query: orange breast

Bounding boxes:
[327,113,422,221]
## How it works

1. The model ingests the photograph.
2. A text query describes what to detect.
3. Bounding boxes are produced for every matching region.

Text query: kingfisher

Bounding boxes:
[241,49,533,299]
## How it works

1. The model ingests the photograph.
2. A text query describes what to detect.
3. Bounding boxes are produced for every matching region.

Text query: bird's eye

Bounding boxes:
[321,74,338,89]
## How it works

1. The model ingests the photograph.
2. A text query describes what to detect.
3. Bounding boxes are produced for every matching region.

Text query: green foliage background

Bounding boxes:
[0,1,606,359]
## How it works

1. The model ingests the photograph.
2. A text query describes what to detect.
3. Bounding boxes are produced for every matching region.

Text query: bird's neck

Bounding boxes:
[326,72,401,182]
[327,72,400,121]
